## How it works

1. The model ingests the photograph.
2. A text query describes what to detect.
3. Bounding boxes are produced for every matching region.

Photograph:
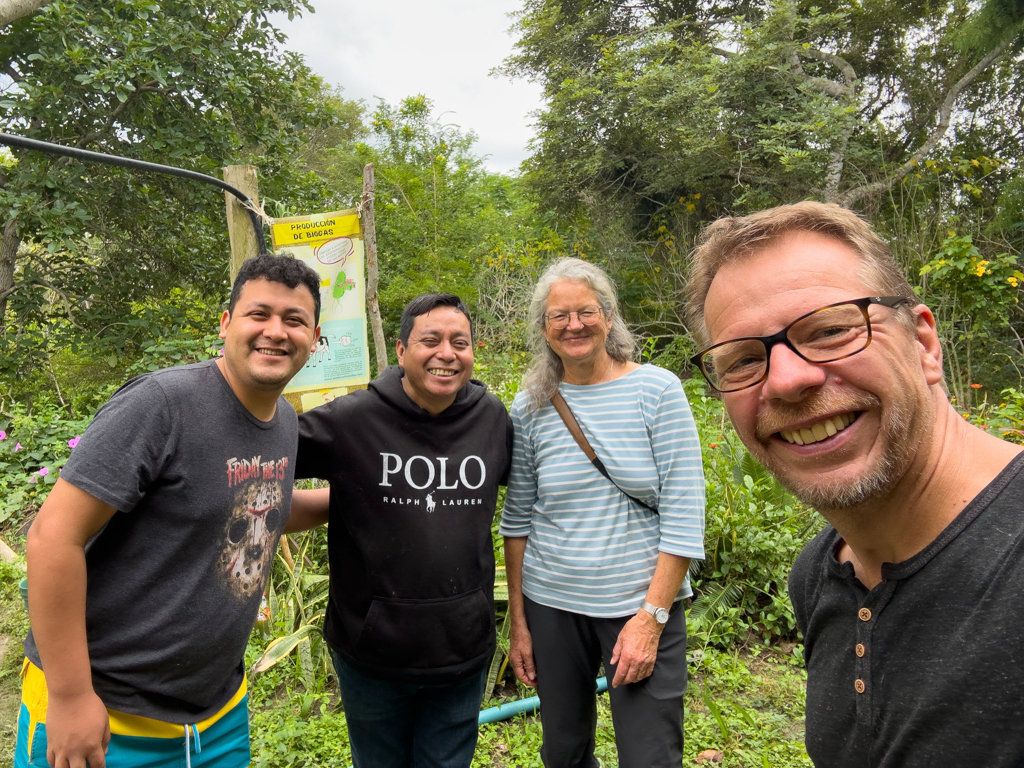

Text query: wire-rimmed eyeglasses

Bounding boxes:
[690,296,914,393]
[544,305,606,330]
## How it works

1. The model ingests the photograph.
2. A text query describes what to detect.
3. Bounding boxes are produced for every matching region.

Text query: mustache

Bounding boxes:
[754,389,881,441]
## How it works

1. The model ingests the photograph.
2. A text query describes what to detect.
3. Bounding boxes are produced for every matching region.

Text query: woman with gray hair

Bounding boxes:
[500,258,706,767]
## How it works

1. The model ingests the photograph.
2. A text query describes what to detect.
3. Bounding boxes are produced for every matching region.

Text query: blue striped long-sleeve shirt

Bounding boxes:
[499,364,706,617]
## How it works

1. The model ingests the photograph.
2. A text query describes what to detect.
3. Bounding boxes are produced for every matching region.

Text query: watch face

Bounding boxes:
[655,608,670,624]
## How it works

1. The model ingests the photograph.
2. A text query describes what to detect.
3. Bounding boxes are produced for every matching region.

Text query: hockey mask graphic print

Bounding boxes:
[219,480,284,600]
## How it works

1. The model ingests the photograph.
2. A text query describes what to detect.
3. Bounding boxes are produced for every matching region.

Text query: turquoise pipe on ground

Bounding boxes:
[477,676,608,725]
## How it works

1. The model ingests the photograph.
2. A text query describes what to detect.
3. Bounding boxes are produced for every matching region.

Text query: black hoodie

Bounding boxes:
[295,366,513,684]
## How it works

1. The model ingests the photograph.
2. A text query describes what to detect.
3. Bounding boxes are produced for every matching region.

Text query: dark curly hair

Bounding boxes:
[229,254,322,325]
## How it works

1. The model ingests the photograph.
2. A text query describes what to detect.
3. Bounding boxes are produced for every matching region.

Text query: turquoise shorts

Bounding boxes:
[14,659,251,768]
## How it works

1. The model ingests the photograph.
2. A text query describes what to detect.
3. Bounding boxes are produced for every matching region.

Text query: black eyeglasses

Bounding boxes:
[690,296,913,393]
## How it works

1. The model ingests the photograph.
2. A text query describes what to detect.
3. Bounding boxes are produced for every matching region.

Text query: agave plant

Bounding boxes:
[251,531,332,691]
[483,565,511,701]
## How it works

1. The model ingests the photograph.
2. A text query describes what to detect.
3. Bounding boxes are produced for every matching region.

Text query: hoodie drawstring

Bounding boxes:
[184,723,202,768]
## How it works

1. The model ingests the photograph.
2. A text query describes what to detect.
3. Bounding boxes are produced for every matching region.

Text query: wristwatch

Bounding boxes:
[640,600,670,625]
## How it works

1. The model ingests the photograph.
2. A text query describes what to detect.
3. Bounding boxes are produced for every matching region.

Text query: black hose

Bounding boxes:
[0,132,267,254]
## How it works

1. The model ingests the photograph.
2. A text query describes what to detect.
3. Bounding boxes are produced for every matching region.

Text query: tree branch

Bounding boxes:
[801,47,858,88]
[839,29,1021,208]
[74,85,150,149]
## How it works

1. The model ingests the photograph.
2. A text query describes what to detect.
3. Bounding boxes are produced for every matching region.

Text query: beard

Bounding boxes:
[747,387,922,511]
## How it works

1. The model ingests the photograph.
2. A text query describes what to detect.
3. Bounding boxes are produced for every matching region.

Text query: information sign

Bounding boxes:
[271,209,370,411]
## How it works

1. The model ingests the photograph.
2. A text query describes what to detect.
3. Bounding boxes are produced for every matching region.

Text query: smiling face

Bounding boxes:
[219,278,320,398]
[542,280,613,368]
[396,306,474,415]
[704,231,940,510]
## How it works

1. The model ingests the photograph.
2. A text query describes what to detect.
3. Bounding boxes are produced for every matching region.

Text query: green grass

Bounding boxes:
[242,641,810,767]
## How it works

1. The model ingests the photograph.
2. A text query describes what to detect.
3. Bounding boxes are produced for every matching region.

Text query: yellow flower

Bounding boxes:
[1009,277,1019,288]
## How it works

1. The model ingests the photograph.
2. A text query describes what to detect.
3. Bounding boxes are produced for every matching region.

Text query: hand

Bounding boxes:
[508,620,538,687]
[609,612,662,688]
[46,690,110,768]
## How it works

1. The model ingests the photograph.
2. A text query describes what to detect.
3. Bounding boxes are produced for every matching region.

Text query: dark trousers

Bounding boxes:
[331,651,488,768]
[524,596,687,768]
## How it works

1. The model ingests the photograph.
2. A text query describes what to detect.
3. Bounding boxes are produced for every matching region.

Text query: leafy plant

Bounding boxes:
[685,379,823,650]
[250,530,332,692]
[0,402,92,526]
[919,232,1024,407]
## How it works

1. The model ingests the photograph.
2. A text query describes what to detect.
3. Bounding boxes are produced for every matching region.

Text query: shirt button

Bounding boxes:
[855,643,866,658]
[855,679,866,694]
[858,608,872,621]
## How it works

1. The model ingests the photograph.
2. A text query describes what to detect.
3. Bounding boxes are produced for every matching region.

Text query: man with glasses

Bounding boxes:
[686,201,1024,767]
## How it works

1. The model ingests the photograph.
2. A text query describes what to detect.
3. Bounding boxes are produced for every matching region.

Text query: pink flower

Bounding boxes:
[38,467,49,476]
[68,437,80,449]
[14,442,21,452]
[0,430,6,440]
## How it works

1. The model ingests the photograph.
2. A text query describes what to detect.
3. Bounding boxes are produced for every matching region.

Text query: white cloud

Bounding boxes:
[274,0,543,176]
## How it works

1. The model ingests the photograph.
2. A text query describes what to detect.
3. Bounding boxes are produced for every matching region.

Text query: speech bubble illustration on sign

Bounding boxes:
[316,237,354,266]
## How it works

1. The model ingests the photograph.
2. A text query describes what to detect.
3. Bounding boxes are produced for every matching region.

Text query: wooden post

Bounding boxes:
[362,163,389,376]
[224,165,260,281]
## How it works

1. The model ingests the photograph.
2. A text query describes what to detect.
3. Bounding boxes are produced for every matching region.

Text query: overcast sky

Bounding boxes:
[273,1,544,176]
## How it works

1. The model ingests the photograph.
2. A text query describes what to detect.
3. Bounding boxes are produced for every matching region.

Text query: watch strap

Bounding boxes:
[640,600,669,624]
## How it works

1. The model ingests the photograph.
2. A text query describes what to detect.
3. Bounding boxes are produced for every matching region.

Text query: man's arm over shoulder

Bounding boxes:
[27,479,118,768]
[296,394,362,480]
[285,488,329,533]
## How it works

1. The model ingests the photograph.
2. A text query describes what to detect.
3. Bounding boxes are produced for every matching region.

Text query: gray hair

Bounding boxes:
[521,258,637,410]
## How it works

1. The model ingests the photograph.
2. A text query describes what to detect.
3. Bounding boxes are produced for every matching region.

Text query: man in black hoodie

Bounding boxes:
[289,293,513,768]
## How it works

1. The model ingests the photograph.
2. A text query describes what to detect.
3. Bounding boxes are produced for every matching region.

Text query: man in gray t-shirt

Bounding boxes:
[17,255,321,768]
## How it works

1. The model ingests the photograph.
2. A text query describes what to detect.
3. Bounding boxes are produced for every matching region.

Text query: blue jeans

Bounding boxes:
[331,650,487,768]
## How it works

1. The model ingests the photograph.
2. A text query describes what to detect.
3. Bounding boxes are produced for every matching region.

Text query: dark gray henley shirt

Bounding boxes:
[790,451,1024,767]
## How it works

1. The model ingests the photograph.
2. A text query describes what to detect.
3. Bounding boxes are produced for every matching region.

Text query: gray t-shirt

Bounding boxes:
[25,359,296,723]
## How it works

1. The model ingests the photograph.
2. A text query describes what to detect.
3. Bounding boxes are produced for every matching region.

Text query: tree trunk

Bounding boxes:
[0,0,50,28]
[0,218,20,333]
[823,128,852,203]
[362,163,389,377]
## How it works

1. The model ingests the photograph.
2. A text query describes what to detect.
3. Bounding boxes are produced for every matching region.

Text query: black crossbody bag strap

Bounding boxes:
[550,391,659,515]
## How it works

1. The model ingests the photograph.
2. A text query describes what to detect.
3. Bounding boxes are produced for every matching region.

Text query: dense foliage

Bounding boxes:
[0,0,350,400]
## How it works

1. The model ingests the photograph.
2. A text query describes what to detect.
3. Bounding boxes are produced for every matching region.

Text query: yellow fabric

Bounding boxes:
[20,658,47,756]
[20,659,247,739]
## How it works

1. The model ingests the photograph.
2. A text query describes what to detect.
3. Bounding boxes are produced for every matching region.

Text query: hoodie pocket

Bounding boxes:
[354,588,493,670]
